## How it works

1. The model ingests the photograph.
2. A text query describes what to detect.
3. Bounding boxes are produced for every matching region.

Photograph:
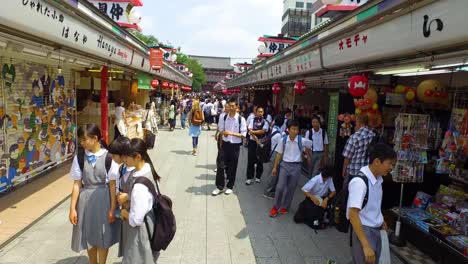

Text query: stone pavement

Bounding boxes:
[0,126,404,264]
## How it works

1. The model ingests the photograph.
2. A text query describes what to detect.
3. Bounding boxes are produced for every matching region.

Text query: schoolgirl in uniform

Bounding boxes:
[119,138,160,263]
[69,124,121,264]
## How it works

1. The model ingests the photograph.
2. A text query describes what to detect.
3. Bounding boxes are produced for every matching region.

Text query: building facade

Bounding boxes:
[282,0,325,37]
[188,55,234,93]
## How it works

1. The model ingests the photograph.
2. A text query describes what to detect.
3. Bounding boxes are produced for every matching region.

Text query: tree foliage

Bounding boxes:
[133,32,159,47]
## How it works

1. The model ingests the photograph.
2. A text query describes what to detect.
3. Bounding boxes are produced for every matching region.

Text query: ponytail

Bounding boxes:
[143,152,160,182]
[124,138,161,182]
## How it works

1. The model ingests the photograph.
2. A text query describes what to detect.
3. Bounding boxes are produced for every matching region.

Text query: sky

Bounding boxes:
[138,0,283,63]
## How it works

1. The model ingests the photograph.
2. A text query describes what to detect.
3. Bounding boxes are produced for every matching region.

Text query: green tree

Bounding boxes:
[133,32,159,46]
[175,52,206,92]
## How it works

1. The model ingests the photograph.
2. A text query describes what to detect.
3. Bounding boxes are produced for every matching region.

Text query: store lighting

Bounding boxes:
[23,47,48,57]
[395,69,451,77]
[375,66,427,75]
[432,62,468,69]
[88,69,125,74]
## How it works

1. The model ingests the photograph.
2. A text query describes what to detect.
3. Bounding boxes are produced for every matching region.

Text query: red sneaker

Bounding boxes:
[269,207,278,217]
[279,208,288,215]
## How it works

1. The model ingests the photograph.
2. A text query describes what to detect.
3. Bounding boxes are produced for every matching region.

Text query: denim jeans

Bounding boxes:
[181,113,187,129]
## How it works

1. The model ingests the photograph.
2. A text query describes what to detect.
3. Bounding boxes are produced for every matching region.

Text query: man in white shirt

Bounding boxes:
[294,166,336,228]
[347,144,396,264]
[246,107,270,185]
[269,119,313,217]
[304,115,329,179]
[212,98,247,196]
[263,115,285,199]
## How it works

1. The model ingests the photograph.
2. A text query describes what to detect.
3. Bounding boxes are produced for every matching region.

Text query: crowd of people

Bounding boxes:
[70,94,396,264]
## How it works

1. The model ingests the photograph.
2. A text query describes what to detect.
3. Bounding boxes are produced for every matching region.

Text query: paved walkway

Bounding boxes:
[0,126,403,264]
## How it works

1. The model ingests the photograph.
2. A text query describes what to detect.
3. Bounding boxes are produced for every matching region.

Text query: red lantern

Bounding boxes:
[272,83,281,94]
[169,83,174,89]
[175,84,179,90]
[162,81,169,89]
[348,75,369,97]
[151,79,159,88]
[294,81,306,95]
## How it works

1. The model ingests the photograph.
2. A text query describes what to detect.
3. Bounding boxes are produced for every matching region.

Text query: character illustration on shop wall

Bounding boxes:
[51,75,65,104]
[23,138,38,173]
[40,73,51,106]
[30,79,44,108]
[8,144,20,187]
[0,104,12,131]
[2,62,16,93]
[0,157,9,192]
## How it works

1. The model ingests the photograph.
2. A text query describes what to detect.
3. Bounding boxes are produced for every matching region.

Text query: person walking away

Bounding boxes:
[168,101,176,131]
[114,99,127,140]
[203,99,214,131]
[342,114,376,188]
[246,107,269,185]
[180,96,189,130]
[69,124,121,264]
[269,120,313,217]
[189,100,204,156]
[212,98,247,196]
[213,98,220,124]
[305,115,329,179]
[294,166,336,229]
[182,96,193,130]
[119,138,162,263]
[263,116,285,199]
[347,144,396,264]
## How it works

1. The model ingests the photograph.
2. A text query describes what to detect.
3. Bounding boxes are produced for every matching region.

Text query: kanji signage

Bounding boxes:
[258,35,297,58]
[338,33,368,51]
[149,48,164,70]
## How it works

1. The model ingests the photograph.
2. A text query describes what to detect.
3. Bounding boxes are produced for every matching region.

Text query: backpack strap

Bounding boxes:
[105,152,112,173]
[134,176,158,199]
[309,129,313,141]
[77,147,85,172]
[349,172,370,247]
[238,115,242,133]
[298,135,303,152]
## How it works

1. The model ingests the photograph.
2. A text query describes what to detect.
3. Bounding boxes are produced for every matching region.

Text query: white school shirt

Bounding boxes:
[115,106,125,121]
[275,135,313,163]
[281,118,289,133]
[346,165,384,228]
[266,114,273,124]
[129,163,156,227]
[218,113,247,144]
[302,174,336,197]
[270,126,284,152]
[248,117,269,141]
[304,128,329,152]
[246,113,255,128]
[70,149,120,182]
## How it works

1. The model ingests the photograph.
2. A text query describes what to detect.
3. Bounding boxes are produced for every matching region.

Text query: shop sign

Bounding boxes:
[327,93,339,164]
[149,48,163,70]
[130,51,150,71]
[1,1,133,65]
[89,1,130,24]
[137,73,151,89]
[259,41,293,57]
[322,0,468,68]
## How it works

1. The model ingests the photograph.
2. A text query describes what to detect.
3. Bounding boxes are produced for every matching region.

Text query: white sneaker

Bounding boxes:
[212,189,224,196]
[213,168,217,172]
[245,179,253,185]
[224,189,233,195]
[255,178,261,183]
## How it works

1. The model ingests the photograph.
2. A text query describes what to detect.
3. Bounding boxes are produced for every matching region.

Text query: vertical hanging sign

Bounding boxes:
[327,92,339,164]
[149,48,163,70]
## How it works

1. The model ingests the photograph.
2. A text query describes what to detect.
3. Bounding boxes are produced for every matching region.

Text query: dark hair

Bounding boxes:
[145,102,151,109]
[274,115,284,127]
[311,115,321,125]
[117,98,125,107]
[77,123,108,149]
[369,143,397,164]
[320,165,335,178]
[124,138,161,181]
[287,119,300,129]
[285,108,292,114]
[108,137,130,155]
[228,97,237,104]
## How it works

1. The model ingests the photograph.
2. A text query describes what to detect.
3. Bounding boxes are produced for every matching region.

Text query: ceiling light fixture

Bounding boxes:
[375,66,427,75]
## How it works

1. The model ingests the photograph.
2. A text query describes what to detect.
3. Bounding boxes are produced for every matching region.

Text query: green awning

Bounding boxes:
[137,73,151,90]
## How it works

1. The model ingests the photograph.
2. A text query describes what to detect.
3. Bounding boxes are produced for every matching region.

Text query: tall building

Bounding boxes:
[188,55,234,93]
[281,0,325,38]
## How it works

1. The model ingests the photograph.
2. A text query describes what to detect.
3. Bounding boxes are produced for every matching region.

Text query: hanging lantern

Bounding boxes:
[272,83,281,94]
[174,84,179,90]
[294,81,306,95]
[151,79,159,88]
[162,81,169,89]
[169,83,174,89]
[348,75,369,97]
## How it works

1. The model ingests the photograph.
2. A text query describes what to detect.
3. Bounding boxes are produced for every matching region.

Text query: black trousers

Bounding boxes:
[246,140,263,180]
[114,125,122,140]
[216,142,241,190]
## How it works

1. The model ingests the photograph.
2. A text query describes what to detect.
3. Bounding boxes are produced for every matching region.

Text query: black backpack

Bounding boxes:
[334,172,369,235]
[134,177,176,252]
[77,147,112,173]
[256,129,280,163]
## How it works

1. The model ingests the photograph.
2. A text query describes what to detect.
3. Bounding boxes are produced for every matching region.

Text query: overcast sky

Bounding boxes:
[138,0,283,63]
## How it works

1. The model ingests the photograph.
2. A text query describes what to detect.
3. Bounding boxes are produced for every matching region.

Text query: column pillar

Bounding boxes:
[100,65,109,143]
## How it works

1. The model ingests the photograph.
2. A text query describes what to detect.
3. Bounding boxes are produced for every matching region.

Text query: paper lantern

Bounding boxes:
[272,83,281,94]
[162,81,169,89]
[169,83,174,89]
[174,84,179,90]
[151,79,159,88]
[348,75,369,97]
[294,81,306,95]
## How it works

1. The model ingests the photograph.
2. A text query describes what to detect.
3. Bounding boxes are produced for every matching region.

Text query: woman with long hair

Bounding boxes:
[188,100,204,155]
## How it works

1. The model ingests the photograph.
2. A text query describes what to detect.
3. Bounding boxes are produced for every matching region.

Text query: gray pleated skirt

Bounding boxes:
[120,210,159,264]
[71,186,121,252]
